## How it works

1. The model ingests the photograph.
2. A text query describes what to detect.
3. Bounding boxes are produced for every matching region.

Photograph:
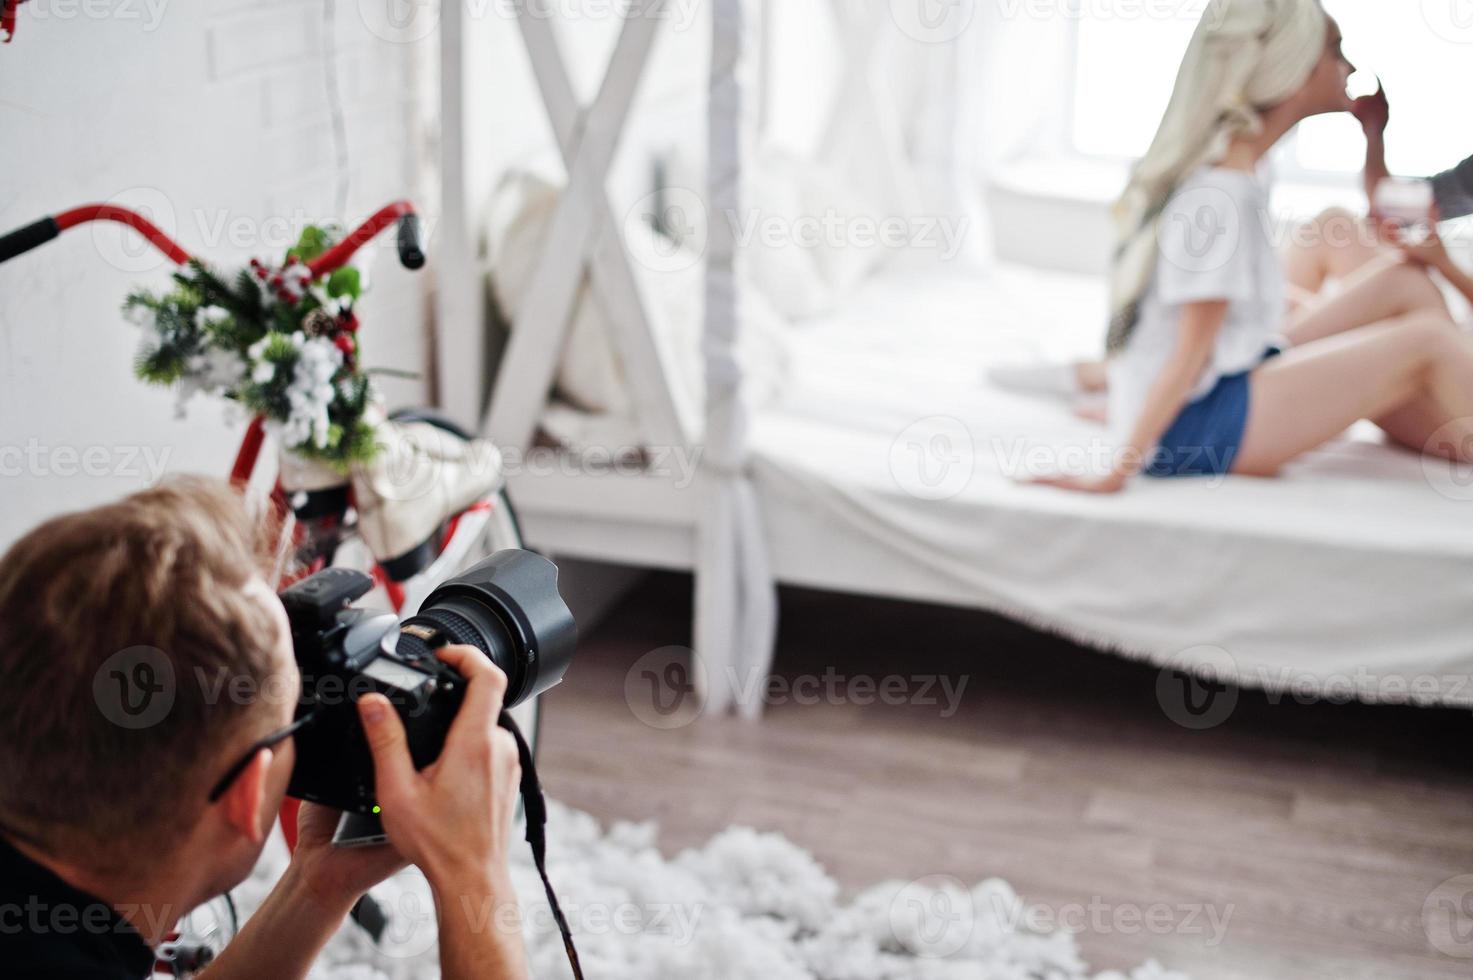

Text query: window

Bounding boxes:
[1069,2,1473,180]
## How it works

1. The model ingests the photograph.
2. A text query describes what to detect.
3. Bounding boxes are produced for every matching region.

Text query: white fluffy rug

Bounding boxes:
[235,804,1189,980]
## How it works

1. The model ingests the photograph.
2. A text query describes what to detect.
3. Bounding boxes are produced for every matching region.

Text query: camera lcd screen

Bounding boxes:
[362,657,432,694]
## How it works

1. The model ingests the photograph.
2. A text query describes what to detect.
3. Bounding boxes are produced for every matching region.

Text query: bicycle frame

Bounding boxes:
[1,0,25,43]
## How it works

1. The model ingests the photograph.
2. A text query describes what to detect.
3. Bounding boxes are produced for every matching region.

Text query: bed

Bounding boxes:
[448,0,1473,715]
[504,259,1473,711]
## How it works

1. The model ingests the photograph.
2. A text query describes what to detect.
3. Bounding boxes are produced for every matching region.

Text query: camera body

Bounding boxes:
[281,550,576,814]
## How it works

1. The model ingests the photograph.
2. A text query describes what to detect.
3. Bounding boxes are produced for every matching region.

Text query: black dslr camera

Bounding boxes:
[279,550,576,814]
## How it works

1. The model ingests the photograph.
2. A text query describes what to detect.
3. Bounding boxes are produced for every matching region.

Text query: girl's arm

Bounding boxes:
[1033,300,1227,493]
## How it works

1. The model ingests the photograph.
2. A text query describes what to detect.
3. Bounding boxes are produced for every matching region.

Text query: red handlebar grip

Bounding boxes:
[54,205,192,265]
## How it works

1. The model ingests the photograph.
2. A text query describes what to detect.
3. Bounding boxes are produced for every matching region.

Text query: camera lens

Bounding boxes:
[396,550,577,707]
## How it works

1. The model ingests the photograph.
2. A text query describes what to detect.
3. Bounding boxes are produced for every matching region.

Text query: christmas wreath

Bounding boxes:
[124,226,382,468]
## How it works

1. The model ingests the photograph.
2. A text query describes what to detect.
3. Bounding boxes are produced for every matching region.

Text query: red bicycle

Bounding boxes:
[0,200,537,974]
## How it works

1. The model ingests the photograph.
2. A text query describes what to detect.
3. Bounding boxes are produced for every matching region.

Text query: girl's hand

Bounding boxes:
[1023,471,1128,494]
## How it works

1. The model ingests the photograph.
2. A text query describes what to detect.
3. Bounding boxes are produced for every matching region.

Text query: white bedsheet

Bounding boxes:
[750,265,1473,708]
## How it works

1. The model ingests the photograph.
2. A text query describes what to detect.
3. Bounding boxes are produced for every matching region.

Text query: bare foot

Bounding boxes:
[1073,361,1109,394]
[1073,400,1108,424]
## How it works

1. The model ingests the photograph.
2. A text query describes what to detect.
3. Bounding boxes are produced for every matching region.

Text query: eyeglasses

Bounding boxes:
[207,704,318,803]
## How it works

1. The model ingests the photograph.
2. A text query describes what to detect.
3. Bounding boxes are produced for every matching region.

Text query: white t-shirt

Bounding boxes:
[1108,166,1284,446]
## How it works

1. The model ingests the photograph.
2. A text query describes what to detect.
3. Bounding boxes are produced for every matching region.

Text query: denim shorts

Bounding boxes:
[1145,347,1280,479]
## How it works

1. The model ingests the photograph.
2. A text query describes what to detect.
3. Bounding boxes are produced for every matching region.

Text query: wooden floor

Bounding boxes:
[536,572,1473,980]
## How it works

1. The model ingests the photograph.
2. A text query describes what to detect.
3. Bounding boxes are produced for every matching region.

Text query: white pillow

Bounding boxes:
[484,170,792,444]
[487,171,629,417]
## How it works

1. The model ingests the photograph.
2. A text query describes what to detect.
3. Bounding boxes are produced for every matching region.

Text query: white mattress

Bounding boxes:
[748,264,1473,708]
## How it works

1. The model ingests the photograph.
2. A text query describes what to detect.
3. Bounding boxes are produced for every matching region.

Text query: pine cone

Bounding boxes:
[302,308,336,338]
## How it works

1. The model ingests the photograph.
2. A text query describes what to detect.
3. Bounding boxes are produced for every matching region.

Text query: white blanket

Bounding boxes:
[750,266,1473,708]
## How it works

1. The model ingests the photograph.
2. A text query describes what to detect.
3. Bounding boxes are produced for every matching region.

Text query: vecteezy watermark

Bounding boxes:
[890,416,976,501]
[1421,0,1473,44]
[364,440,703,505]
[892,0,1221,46]
[730,209,970,262]
[625,188,972,273]
[1156,644,1240,731]
[1421,419,1473,501]
[887,874,1235,959]
[0,440,173,482]
[889,0,976,44]
[623,646,970,728]
[989,436,1237,488]
[372,871,706,956]
[459,894,705,947]
[357,0,703,45]
[1249,667,1471,709]
[93,652,459,731]
[87,188,441,274]
[995,0,1224,22]
[624,645,709,730]
[889,875,975,958]
[1157,648,1472,726]
[1156,182,1244,278]
[92,646,177,731]
[1424,875,1473,958]
[0,896,184,939]
[15,0,168,31]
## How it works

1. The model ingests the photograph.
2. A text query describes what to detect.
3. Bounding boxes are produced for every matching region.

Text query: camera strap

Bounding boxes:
[499,710,584,980]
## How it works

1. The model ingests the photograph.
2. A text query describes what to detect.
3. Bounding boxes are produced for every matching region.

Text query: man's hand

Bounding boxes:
[357,645,528,980]
[199,808,409,980]
[288,802,408,908]
[357,645,521,887]
[1392,206,1452,274]
[1351,82,1389,140]
[1354,81,1390,216]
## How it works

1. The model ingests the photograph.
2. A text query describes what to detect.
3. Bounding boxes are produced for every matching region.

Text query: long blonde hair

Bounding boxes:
[1106,0,1328,353]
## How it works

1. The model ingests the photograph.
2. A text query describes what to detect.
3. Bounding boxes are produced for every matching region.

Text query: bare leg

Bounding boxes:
[1282,258,1457,452]
[1234,313,1473,476]
[1285,257,1449,346]
[1281,207,1394,296]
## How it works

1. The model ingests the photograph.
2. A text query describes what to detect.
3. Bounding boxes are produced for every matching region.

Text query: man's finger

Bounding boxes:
[436,645,510,750]
[358,693,416,804]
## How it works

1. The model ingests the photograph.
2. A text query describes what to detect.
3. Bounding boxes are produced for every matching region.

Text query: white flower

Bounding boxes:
[194,305,231,330]
[192,346,247,391]
[252,362,276,384]
[276,336,344,449]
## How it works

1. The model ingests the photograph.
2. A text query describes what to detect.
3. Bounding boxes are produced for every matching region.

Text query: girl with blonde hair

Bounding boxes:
[1027,0,1473,492]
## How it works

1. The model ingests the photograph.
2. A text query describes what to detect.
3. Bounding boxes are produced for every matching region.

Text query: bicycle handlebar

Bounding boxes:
[0,199,425,275]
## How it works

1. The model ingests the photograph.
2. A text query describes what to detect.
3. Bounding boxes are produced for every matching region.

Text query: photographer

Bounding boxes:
[0,477,529,979]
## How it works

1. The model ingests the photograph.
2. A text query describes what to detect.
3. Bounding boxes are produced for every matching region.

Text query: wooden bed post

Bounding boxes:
[481,0,687,453]
[698,0,778,719]
[435,0,482,427]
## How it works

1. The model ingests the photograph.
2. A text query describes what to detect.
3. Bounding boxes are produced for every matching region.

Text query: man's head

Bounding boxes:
[0,477,299,892]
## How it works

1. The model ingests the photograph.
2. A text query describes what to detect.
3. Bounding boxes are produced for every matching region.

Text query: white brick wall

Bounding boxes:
[0,0,710,546]
[0,0,432,544]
